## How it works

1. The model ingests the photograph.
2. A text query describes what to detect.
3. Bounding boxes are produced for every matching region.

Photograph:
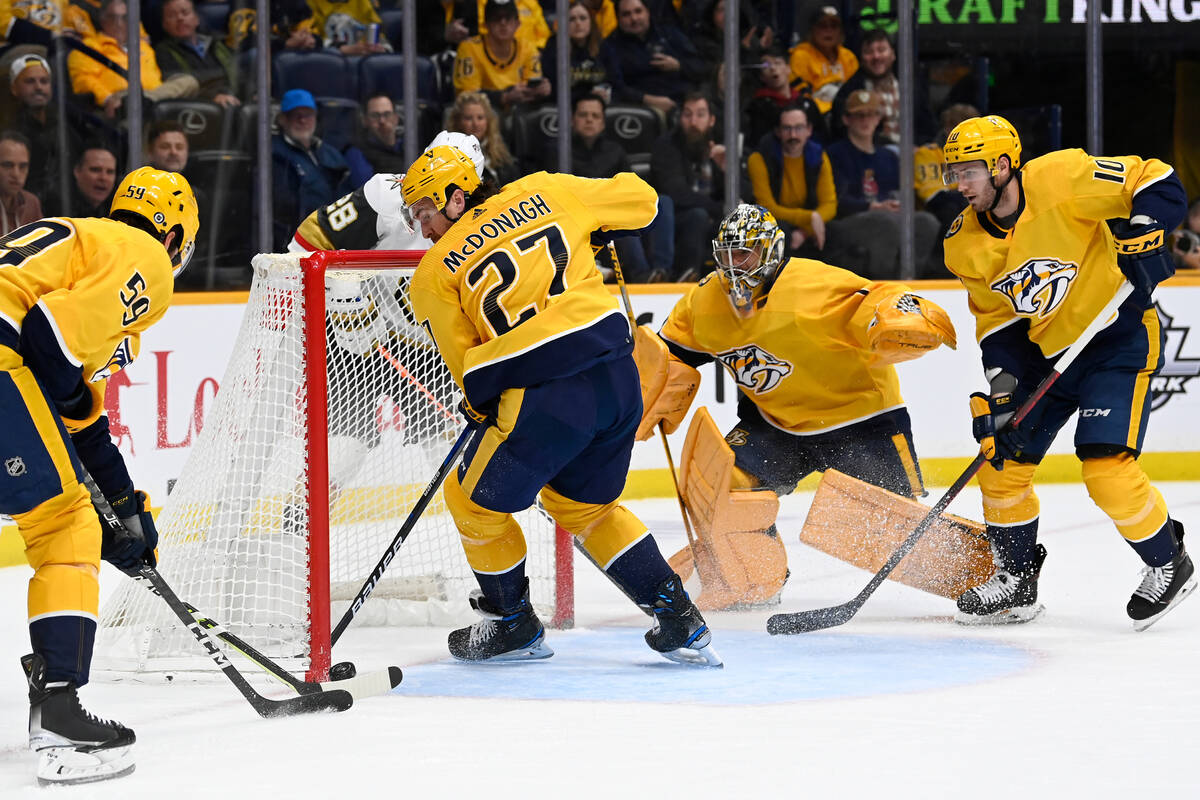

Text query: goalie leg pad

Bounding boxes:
[677,407,785,611]
[799,469,995,598]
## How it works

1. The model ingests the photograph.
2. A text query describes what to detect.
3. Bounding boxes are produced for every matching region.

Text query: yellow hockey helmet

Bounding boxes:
[110,167,200,277]
[712,204,786,317]
[942,115,1022,180]
[400,145,481,213]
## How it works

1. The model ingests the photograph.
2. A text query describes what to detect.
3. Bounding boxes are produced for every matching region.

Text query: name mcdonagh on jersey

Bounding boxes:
[442,193,553,271]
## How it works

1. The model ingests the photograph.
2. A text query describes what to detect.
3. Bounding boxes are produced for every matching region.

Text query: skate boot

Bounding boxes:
[955,545,1047,625]
[1128,521,1197,631]
[22,653,135,786]
[447,584,553,662]
[643,574,723,667]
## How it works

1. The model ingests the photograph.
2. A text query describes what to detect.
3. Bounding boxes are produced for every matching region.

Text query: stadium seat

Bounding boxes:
[153,100,237,151]
[183,150,255,288]
[379,8,405,47]
[235,101,280,152]
[315,97,361,151]
[275,51,355,99]
[509,104,559,172]
[605,105,663,163]
[357,54,438,106]
[196,2,231,34]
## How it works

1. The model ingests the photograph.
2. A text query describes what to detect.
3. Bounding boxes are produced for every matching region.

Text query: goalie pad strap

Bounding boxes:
[678,407,785,609]
[632,325,700,441]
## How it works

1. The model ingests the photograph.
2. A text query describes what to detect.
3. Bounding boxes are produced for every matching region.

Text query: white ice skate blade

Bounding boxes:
[1132,577,1197,632]
[955,603,1045,626]
[36,745,135,786]
[659,642,724,668]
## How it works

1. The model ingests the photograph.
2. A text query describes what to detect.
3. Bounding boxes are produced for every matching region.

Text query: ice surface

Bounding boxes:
[2,483,1198,797]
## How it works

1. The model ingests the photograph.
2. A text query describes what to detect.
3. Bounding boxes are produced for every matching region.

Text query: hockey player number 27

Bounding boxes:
[465,224,570,336]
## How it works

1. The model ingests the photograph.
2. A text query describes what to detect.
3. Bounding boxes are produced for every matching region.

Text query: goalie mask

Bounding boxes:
[712,204,785,317]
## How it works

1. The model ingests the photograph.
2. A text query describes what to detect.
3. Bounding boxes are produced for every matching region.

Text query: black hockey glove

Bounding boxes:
[1113,216,1174,297]
[102,488,158,570]
[458,398,489,426]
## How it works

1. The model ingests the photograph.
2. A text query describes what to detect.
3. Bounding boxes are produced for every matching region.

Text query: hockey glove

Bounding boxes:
[867,292,957,366]
[458,398,489,426]
[969,391,1025,469]
[1113,216,1174,297]
[103,488,158,570]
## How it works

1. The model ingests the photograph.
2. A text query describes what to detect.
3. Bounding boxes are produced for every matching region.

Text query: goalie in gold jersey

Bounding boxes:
[0,167,198,785]
[942,115,1193,629]
[638,203,958,610]
[403,144,720,666]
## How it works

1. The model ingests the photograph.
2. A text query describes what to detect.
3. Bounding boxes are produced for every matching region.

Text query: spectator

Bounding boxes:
[582,0,617,37]
[271,89,349,250]
[830,29,935,146]
[145,120,189,172]
[308,0,390,54]
[68,0,197,118]
[788,5,857,115]
[343,93,407,187]
[8,53,82,202]
[0,131,42,235]
[155,0,241,107]
[477,0,551,50]
[913,102,975,238]
[1171,198,1200,270]
[541,1,610,102]
[45,144,117,217]
[453,0,550,111]
[744,47,815,146]
[601,0,704,116]
[446,91,521,185]
[746,99,836,257]
[416,0,477,56]
[0,2,93,46]
[691,0,772,91]
[648,92,725,281]
[225,0,317,52]
[543,93,671,282]
[825,89,940,279]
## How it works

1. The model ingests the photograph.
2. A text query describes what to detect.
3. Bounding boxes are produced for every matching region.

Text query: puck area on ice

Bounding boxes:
[395,628,1034,704]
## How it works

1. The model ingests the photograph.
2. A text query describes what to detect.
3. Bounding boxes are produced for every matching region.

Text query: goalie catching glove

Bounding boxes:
[866,289,957,366]
[632,325,700,441]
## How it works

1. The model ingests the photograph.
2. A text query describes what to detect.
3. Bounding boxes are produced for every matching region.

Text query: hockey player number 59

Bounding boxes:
[465,224,570,336]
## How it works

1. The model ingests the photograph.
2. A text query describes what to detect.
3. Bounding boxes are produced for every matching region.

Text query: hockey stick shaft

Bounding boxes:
[767,281,1135,634]
[330,421,478,645]
[376,342,457,423]
[85,478,353,715]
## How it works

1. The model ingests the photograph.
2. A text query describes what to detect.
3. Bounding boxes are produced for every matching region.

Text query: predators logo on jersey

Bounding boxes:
[718,345,793,394]
[90,337,135,382]
[990,258,1079,317]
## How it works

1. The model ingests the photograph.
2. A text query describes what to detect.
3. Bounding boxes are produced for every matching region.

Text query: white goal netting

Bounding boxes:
[95,253,565,678]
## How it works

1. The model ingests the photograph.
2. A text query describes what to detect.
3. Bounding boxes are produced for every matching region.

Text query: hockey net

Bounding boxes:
[95,251,573,682]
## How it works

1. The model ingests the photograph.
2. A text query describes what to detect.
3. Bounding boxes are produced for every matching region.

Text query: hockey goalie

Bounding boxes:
[635,204,971,610]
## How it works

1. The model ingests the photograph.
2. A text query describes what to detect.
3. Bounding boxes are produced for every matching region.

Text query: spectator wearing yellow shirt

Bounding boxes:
[454,0,549,110]
[307,0,389,54]
[476,0,548,49]
[747,99,837,256]
[788,6,856,114]
[67,0,164,117]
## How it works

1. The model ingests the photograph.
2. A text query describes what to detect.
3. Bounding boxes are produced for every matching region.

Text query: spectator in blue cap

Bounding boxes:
[271,88,349,249]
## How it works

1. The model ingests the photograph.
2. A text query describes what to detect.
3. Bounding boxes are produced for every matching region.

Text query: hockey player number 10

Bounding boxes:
[465,223,570,336]
[0,220,73,268]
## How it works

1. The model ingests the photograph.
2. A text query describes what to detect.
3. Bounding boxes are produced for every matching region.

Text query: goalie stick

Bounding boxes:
[330,420,478,645]
[767,281,1135,635]
[86,478,354,716]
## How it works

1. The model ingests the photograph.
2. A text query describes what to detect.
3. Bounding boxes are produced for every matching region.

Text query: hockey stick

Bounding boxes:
[86,479,355,714]
[767,281,1136,635]
[330,420,478,645]
[376,342,458,423]
[605,243,702,560]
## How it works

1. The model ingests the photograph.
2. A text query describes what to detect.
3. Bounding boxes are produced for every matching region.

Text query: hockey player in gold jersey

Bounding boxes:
[403,144,719,666]
[637,204,958,610]
[0,167,198,785]
[942,115,1194,629]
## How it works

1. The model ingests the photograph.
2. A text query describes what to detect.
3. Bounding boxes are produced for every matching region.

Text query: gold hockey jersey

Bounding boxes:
[409,171,657,408]
[0,218,173,408]
[453,34,542,94]
[659,259,906,435]
[943,149,1175,361]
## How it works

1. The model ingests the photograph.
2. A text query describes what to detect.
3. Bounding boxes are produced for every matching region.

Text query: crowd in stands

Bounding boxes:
[0,0,1194,287]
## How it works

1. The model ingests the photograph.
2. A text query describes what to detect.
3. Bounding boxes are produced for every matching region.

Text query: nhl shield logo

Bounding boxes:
[991,258,1079,317]
[5,456,26,477]
[718,345,793,394]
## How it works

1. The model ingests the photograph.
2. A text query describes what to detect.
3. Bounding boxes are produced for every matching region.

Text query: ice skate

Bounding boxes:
[643,574,723,667]
[22,653,135,787]
[447,583,553,662]
[1129,522,1196,631]
[955,545,1046,625]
